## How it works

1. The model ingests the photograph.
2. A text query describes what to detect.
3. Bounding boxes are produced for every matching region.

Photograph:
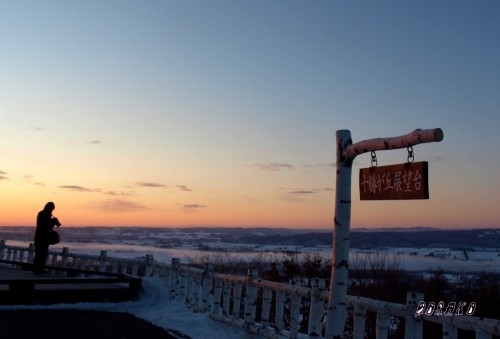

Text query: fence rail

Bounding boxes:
[1,240,498,339]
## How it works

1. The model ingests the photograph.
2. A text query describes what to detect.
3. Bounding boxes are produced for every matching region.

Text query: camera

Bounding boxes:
[54,217,61,227]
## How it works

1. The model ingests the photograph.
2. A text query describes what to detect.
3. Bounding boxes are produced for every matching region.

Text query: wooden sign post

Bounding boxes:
[325,128,444,339]
[359,161,429,200]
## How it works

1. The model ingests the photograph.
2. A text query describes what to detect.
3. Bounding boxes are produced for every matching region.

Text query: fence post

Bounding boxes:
[290,294,301,339]
[308,278,326,338]
[98,250,108,272]
[170,258,181,299]
[405,292,424,339]
[61,247,69,268]
[185,272,194,306]
[202,263,214,312]
[193,273,202,310]
[111,260,118,273]
[261,287,273,326]
[443,323,457,339]
[244,269,258,326]
[144,254,154,277]
[0,240,5,259]
[222,280,231,316]
[353,304,366,339]
[50,251,58,266]
[212,276,223,315]
[7,247,13,261]
[475,330,492,339]
[28,243,35,263]
[275,290,285,331]
[233,283,243,318]
[179,268,187,299]
[376,311,390,339]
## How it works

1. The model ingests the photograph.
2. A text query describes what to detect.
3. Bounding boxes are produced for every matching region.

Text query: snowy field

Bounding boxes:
[1,230,499,338]
[4,238,500,274]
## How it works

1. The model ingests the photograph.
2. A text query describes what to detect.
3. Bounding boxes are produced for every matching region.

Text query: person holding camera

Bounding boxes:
[33,201,61,275]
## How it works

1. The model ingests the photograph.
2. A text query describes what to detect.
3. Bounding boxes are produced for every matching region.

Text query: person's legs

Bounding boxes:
[33,244,49,274]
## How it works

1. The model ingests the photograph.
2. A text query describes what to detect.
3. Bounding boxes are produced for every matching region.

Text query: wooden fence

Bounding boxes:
[1,240,498,339]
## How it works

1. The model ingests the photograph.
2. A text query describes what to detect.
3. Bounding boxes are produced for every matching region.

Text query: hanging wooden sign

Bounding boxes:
[359,161,429,200]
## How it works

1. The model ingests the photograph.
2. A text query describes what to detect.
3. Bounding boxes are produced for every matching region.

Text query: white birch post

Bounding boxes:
[326,128,444,338]
[325,130,353,338]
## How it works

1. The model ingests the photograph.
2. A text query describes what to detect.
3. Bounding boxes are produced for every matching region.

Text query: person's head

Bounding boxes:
[44,201,55,212]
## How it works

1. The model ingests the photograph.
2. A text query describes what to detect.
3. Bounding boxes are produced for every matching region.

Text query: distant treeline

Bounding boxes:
[0,226,498,249]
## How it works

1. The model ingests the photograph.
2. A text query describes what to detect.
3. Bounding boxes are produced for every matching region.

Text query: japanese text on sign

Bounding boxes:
[359,161,429,200]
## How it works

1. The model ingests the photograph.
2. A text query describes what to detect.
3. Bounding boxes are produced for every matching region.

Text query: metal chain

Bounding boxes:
[407,146,415,163]
[371,151,378,167]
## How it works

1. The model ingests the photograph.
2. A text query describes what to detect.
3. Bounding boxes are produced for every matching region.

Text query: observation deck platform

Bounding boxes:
[0,261,142,305]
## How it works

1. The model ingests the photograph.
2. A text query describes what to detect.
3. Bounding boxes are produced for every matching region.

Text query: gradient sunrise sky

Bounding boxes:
[1,1,499,229]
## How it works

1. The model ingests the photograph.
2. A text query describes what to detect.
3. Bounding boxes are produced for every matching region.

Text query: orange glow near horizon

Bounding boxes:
[0,166,498,229]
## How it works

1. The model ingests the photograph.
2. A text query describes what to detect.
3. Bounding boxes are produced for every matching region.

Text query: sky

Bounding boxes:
[1,1,499,229]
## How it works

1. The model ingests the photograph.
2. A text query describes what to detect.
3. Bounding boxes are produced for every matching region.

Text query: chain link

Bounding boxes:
[407,146,415,163]
[371,151,378,167]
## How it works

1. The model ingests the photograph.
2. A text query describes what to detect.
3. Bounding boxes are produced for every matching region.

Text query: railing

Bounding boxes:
[0,240,154,277]
[1,240,499,339]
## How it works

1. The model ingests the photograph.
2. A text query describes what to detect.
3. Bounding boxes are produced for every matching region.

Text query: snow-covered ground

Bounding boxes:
[0,276,263,339]
[5,239,500,273]
[2,236,499,338]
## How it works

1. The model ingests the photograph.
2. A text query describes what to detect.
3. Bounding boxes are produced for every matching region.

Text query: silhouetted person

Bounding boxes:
[33,201,61,275]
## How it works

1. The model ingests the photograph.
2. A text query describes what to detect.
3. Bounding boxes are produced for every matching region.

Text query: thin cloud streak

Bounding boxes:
[183,204,206,209]
[290,190,316,194]
[253,163,294,171]
[136,182,167,188]
[60,185,96,192]
[99,199,145,212]
[103,190,134,196]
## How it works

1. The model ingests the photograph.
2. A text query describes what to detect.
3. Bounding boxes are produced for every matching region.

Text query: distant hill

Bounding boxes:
[0,226,498,249]
[234,228,500,249]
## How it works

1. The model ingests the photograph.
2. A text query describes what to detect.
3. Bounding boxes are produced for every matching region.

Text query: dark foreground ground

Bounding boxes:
[0,309,183,339]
